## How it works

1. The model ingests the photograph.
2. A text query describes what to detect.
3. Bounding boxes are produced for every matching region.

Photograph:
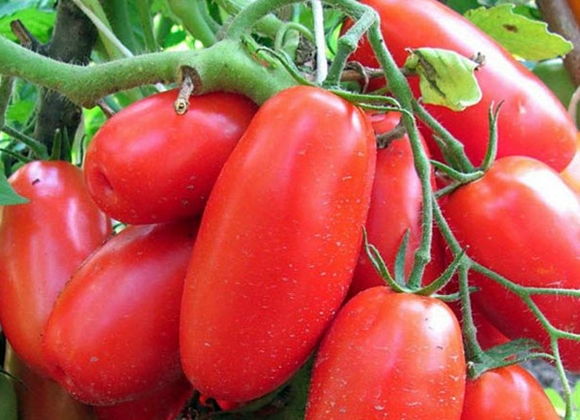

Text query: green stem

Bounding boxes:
[216,0,285,39]
[167,0,218,46]
[0,76,13,130]
[100,0,140,53]
[2,126,48,158]
[135,0,157,52]
[0,37,297,107]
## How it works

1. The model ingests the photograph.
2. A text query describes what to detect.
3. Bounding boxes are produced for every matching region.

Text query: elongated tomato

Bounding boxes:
[346,0,576,171]
[0,161,111,377]
[306,288,466,419]
[443,156,580,372]
[42,220,198,405]
[180,85,376,402]
[348,112,444,297]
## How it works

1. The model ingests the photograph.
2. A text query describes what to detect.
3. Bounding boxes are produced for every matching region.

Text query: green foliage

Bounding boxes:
[0,0,55,43]
[403,48,482,111]
[466,4,573,60]
[545,383,580,419]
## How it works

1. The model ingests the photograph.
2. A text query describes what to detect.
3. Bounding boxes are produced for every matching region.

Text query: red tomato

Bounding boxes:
[42,220,198,405]
[83,90,258,224]
[0,161,111,377]
[93,377,193,420]
[348,112,444,297]
[345,0,576,171]
[180,85,376,402]
[305,288,466,419]
[3,344,97,420]
[442,156,580,371]
[461,364,560,420]
[561,134,580,194]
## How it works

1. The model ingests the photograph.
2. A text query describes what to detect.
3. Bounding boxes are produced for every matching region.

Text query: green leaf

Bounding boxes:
[0,7,55,44]
[403,48,482,111]
[0,162,28,205]
[465,4,573,61]
[446,0,482,14]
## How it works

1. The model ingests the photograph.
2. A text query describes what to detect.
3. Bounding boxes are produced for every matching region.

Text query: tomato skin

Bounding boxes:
[442,156,580,371]
[43,220,198,405]
[461,365,560,420]
[93,377,193,420]
[4,344,97,420]
[346,0,576,171]
[180,85,377,402]
[83,90,258,224]
[305,288,466,420]
[561,135,580,194]
[0,161,112,377]
[348,112,444,297]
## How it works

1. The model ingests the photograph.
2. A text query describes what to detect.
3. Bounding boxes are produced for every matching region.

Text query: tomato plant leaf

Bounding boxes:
[403,48,482,111]
[0,6,55,44]
[465,4,572,61]
[0,162,27,205]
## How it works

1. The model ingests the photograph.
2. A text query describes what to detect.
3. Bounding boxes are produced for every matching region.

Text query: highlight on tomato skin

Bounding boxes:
[83,89,258,225]
[305,287,466,420]
[344,0,577,172]
[179,85,377,403]
[442,155,580,372]
[460,364,560,420]
[42,219,199,406]
[0,160,112,379]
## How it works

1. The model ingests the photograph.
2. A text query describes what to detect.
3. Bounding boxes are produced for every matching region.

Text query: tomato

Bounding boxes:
[348,112,444,297]
[561,135,580,194]
[42,220,198,405]
[345,0,576,171]
[0,161,112,377]
[83,89,258,224]
[442,156,580,372]
[180,85,376,402]
[4,344,97,420]
[461,364,560,420]
[93,377,193,420]
[305,288,466,419]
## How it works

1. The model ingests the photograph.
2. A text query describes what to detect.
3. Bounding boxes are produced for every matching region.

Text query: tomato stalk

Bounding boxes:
[167,0,219,47]
[0,37,297,106]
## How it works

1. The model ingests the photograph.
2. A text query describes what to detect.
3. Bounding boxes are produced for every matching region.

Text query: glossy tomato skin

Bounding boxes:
[83,90,258,224]
[305,288,466,419]
[442,156,580,371]
[3,344,98,420]
[43,220,198,405]
[348,112,444,297]
[0,161,112,377]
[346,0,576,171]
[180,85,377,402]
[461,365,560,420]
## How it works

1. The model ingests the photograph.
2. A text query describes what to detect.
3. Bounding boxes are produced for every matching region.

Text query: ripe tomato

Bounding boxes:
[3,344,97,420]
[348,112,444,297]
[180,85,376,402]
[42,220,198,405]
[461,364,560,420]
[83,89,258,224]
[305,288,466,419]
[93,377,193,420]
[0,161,111,377]
[442,156,580,372]
[560,135,580,194]
[345,0,576,171]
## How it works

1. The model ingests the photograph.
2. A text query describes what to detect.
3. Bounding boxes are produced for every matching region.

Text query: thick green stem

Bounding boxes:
[0,76,13,130]
[168,0,218,47]
[135,0,157,52]
[0,37,297,107]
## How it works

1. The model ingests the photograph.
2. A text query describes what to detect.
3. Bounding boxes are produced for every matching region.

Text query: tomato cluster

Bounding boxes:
[1,0,580,418]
